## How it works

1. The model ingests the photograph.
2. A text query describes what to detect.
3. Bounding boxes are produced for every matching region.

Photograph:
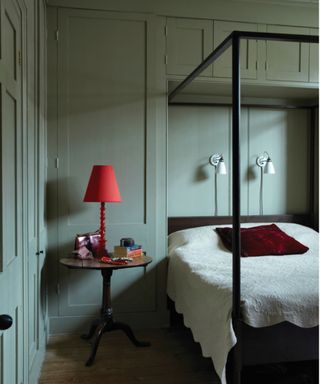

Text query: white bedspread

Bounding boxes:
[167,222,319,383]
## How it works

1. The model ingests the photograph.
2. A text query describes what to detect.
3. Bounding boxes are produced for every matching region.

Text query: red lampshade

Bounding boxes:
[83,165,122,202]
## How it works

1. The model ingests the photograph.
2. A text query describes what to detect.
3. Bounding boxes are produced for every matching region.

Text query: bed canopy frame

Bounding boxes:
[168,31,319,384]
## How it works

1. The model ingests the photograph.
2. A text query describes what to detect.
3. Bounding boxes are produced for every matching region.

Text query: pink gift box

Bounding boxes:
[74,230,100,257]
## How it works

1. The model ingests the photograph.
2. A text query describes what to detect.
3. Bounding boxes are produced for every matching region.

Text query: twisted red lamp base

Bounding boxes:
[99,202,107,257]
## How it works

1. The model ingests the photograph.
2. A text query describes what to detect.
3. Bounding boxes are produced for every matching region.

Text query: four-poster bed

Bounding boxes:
[167,31,319,384]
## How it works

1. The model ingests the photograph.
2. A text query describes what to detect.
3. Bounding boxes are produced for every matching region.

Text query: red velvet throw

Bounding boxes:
[215,224,309,257]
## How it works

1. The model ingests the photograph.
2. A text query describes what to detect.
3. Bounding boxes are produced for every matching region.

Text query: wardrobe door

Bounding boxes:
[265,25,309,82]
[0,0,24,383]
[48,9,160,331]
[37,0,48,338]
[166,17,213,77]
[25,1,48,382]
[213,20,258,79]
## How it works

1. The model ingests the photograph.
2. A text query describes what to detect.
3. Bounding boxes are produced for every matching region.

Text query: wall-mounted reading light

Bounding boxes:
[209,153,227,215]
[209,154,227,175]
[256,151,275,215]
[256,151,276,175]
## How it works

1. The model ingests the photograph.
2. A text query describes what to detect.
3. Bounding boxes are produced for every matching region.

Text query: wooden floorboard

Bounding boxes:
[39,327,219,384]
[39,327,318,384]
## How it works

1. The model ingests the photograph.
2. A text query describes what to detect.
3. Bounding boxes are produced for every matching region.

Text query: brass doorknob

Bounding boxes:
[0,314,13,330]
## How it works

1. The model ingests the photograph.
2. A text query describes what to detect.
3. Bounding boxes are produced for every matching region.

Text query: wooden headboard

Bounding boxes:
[168,214,313,234]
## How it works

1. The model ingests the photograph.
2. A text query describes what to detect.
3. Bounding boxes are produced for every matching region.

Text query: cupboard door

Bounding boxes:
[265,25,309,82]
[309,28,318,83]
[26,0,39,372]
[0,0,24,383]
[51,9,158,324]
[166,17,213,77]
[213,20,258,79]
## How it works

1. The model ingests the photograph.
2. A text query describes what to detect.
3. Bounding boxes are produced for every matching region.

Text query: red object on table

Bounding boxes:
[100,256,128,265]
[83,165,122,257]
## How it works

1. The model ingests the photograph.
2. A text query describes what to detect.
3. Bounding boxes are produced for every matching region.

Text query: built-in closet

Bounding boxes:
[46,7,167,334]
[0,0,47,383]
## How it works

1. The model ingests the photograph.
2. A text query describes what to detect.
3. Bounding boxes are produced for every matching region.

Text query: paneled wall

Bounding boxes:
[168,105,311,216]
[46,0,317,337]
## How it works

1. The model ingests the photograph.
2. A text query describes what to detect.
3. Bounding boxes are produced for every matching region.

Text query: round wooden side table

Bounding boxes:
[60,255,153,366]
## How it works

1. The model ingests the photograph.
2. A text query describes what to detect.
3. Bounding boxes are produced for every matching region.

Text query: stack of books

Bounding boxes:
[113,244,143,258]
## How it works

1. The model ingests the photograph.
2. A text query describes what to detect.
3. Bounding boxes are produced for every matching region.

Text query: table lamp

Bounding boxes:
[83,165,122,257]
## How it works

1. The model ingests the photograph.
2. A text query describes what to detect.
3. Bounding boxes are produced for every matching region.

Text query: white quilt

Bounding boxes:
[167,222,319,383]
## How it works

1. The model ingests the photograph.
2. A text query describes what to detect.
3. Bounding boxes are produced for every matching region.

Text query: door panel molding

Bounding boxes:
[3,90,18,268]
[265,24,309,82]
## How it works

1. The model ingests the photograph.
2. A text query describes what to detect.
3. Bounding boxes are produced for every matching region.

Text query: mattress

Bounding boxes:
[167,222,319,383]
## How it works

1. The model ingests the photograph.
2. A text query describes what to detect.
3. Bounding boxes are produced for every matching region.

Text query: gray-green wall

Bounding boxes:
[168,105,311,216]
[45,0,318,336]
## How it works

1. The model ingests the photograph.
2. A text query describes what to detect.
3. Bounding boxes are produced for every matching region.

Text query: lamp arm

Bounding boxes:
[256,154,267,167]
[256,151,271,168]
[209,153,222,167]
[263,151,270,158]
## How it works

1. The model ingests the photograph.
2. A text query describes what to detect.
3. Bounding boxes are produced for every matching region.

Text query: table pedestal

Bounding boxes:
[81,269,150,366]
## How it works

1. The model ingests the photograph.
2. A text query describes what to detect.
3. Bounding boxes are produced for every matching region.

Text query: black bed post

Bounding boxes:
[231,31,242,384]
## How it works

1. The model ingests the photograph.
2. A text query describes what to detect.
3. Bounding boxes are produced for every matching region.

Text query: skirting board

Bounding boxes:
[28,342,46,384]
[49,311,170,335]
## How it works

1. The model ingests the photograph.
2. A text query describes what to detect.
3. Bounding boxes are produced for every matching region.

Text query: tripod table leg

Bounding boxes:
[112,321,150,347]
[81,318,100,340]
[85,321,107,366]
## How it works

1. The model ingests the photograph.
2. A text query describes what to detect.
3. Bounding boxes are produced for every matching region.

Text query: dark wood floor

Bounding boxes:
[39,327,318,384]
[39,327,219,384]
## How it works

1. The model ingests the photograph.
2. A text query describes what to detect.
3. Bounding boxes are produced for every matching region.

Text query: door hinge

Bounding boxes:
[164,25,168,36]
[55,29,59,41]
[55,157,59,169]
[56,284,61,295]
[265,61,268,71]
[165,55,168,65]
[18,51,22,66]
[256,61,258,70]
